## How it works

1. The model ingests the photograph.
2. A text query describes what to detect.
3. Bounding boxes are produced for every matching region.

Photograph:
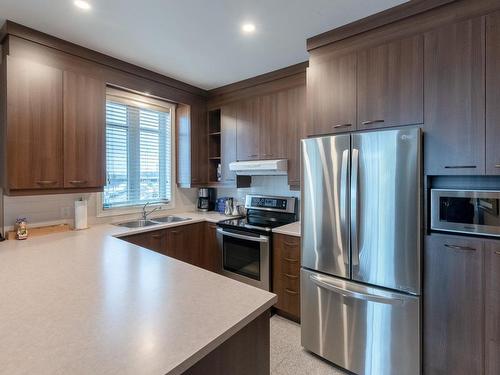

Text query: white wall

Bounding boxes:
[3,187,198,230]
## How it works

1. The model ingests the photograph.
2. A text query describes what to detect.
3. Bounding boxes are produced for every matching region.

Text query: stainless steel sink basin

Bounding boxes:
[116,219,159,228]
[151,216,191,223]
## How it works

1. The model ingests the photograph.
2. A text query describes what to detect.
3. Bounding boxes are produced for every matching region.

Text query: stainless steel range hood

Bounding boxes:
[229,159,288,176]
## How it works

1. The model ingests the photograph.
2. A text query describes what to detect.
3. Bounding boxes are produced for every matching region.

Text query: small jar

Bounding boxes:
[15,218,28,240]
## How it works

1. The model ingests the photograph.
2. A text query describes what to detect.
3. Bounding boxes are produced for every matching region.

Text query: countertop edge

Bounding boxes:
[168,296,277,375]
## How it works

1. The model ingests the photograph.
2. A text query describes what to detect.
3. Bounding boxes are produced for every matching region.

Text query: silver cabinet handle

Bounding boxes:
[351,148,359,266]
[216,228,269,243]
[495,164,500,168]
[69,180,88,185]
[310,274,404,305]
[340,149,349,257]
[361,120,385,125]
[247,154,258,158]
[333,123,352,129]
[495,251,500,256]
[444,166,476,169]
[444,244,476,251]
[36,180,57,186]
[262,153,274,156]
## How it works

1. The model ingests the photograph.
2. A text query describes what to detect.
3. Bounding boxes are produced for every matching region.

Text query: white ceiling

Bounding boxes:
[0,0,407,90]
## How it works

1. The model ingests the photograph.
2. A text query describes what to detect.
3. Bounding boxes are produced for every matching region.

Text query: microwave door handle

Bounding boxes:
[310,274,404,306]
[216,228,269,243]
[351,148,359,266]
[340,149,349,263]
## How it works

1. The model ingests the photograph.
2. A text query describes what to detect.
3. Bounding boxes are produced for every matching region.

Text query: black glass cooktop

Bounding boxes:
[217,209,297,234]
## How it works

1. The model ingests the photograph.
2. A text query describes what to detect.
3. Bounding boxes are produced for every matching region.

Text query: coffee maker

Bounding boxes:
[197,188,216,212]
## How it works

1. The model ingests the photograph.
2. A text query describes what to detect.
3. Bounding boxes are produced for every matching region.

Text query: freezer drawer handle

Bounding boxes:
[444,244,476,251]
[216,228,269,243]
[310,274,405,306]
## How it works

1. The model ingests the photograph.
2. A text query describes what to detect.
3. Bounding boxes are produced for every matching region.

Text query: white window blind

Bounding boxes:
[103,90,173,209]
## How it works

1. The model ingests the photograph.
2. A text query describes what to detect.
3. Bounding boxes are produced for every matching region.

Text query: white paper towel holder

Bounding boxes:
[74,198,89,231]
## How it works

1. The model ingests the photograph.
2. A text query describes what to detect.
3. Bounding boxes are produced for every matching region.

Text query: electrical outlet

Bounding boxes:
[60,207,71,219]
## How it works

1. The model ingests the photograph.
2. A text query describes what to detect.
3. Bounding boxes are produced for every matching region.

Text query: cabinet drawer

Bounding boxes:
[281,272,300,291]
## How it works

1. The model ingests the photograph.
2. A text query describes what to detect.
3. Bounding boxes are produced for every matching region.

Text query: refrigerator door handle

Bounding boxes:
[310,274,405,306]
[351,148,359,266]
[340,149,349,261]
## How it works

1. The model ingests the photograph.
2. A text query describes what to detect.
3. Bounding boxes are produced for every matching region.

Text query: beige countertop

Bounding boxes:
[272,221,301,237]
[0,213,276,375]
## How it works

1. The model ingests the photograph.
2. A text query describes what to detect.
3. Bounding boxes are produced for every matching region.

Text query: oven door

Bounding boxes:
[431,189,500,237]
[216,227,270,290]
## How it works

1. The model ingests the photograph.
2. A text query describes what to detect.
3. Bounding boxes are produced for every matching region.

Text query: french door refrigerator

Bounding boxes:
[301,127,421,375]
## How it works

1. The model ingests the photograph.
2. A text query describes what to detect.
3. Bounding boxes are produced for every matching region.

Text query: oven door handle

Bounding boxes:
[216,228,269,243]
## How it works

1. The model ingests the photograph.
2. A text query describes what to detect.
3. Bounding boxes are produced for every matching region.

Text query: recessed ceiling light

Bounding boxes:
[74,0,91,10]
[242,23,256,34]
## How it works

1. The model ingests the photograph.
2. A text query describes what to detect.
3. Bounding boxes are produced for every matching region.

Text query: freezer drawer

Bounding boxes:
[301,269,420,375]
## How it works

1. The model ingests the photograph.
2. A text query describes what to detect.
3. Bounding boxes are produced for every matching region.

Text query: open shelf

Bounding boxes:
[208,109,222,183]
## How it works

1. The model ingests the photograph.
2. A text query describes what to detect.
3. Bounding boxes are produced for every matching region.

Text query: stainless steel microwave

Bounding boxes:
[431,189,500,237]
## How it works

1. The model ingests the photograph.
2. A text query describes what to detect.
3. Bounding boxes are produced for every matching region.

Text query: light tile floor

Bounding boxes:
[270,315,350,375]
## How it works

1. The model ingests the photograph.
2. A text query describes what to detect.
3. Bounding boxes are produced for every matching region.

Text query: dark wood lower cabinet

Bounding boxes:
[121,229,165,254]
[203,222,222,273]
[424,234,484,375]
[272,233,301,322]
[183,310,270,375]
[120,222,220,273]
[485,241,500,375]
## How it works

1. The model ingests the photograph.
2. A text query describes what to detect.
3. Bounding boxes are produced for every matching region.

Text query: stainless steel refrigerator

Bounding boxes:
[301,127,421,375]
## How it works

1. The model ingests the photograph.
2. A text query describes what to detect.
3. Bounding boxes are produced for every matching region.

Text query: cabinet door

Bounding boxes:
[357,35,423,130]
[279,86,306,187]
[424,234,484,375]
[236,97,260,161]
[260,92,284,160]
[63,71,105,188]
[121,230,165,254]
[202,223,221,273]
[190,104,208,184]
[220,104,237,183]
[485,241,500,375]
[424,17,485,175]
[486,12,500,175]
[273,233,301,321]
[307,53,356,136]
[6,56,63,190]
[165,223,202,266]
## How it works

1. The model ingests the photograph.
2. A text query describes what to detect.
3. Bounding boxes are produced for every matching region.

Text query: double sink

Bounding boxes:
[116,216,191,228]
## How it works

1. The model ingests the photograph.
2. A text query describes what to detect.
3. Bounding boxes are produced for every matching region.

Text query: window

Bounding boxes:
[103,88,175,211]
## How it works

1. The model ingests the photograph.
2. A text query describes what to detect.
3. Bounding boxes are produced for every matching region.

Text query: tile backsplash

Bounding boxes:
[2,176,300,230]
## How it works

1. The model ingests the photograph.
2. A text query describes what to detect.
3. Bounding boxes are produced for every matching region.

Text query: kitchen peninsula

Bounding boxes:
[0,218,276,375]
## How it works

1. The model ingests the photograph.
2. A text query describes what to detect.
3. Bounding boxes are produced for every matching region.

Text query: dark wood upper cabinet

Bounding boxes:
[6,56,64,190]
[486,12,500,176]
[63,70,105,188]
[176,103,208,187]
[236,96,260,161]
[220,104,237,183]
[282,85,306,187]
[424,17,486,175]
[357,35,423,130]
[424,234,484,375]
[485,241,500,375]
[260,92,285,160]
[307,53,356,136]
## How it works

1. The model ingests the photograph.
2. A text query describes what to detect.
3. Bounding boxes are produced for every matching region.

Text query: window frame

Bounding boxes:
[97,87,177,218]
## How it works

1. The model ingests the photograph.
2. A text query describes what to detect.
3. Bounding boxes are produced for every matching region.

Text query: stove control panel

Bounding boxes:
[245,194,297,214]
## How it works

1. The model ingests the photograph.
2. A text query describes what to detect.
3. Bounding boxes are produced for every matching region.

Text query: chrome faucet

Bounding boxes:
[142,202,161,220]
